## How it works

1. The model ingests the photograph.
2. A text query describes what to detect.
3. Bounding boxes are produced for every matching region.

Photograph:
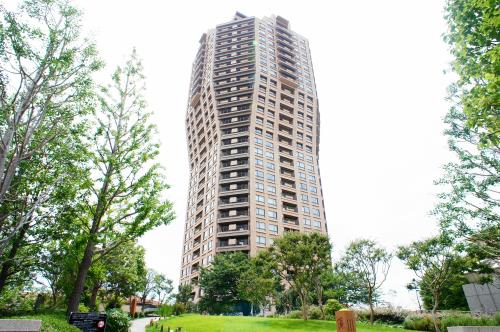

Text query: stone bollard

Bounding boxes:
[335,309,356,332]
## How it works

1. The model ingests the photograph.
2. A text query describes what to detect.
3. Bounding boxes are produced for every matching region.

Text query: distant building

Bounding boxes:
[180,13,329,301]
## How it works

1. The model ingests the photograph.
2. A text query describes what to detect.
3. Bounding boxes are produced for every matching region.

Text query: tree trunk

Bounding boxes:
[0,223,28,293]
[67,237,96,315]
[368,290,374,325]
[317,290,325,320]
[250,303,254,316]
[89,282,101,311]
[299,292,308,320]
[432,296,440,332]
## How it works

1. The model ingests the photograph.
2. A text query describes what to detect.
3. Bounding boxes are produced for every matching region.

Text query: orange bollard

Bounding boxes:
[335,309,356,332]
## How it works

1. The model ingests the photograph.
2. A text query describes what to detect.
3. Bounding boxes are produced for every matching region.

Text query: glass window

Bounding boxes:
[267,186,276,194]
[267,198,277,206]
[255,158,263,166]
[313,209,320,217]
[256,170,264,178]
[313,220,321,228]
[257,221,266,230]
[265,151,274,159]
[266,162,275,170]
[304,218,311,226]
[268,211,277,219]
[255,137,263,145]
[311,197,319,204]
[269,224,278,233]
[256,195,265,203]
[310,186,317,193]
[255,147,263,156]
[256,208,265,216]
[302,206,310,214]
[256,182,264,191]
[257,236,266,245]
[266,173,275,181]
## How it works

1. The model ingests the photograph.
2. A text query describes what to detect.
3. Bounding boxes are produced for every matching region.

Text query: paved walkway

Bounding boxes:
[129,317,157,332]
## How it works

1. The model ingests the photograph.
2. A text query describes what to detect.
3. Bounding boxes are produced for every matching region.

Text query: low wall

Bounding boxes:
[447,327,500,332]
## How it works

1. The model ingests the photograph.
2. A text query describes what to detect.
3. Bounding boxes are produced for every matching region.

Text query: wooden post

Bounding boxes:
[335,309,356,332]
[130,297,137,318]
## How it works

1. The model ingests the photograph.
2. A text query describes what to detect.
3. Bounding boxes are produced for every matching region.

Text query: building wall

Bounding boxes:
[179,13,329,301]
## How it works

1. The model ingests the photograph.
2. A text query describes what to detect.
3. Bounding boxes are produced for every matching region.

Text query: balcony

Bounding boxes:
[217,223,249,237]
[219,196,249,208]
[217,237,250,252]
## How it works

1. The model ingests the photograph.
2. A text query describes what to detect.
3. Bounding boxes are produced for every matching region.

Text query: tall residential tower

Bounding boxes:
[180,13,328,299]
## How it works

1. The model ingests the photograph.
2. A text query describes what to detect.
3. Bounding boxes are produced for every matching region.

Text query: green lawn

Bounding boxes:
[147,314,411,332]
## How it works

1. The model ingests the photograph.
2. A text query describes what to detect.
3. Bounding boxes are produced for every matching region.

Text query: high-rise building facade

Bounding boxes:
[180,13,328,299]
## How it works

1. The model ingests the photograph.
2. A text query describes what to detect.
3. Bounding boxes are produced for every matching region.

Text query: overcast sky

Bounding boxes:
[74,0,454,309]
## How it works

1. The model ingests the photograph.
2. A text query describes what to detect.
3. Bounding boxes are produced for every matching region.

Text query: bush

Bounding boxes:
[308,305,323,320]
[172,303,186,316]
[78,304,89,313]
[287,310,303,319]
[325,299,343,317]
[357,308,408,325]
[403,314,436,331]
[441,313,500,330]
[105,309,130,332]
[0,287,36,314]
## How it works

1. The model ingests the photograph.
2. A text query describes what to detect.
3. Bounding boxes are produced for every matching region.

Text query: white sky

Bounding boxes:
[74,0,454,309]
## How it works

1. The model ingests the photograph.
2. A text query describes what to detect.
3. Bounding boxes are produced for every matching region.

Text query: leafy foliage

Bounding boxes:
[337,239,391,324]
[397,236,465,332]
[263,232,332,320]
[435,0,500,264]
[105,308,130,332]
[444,0,499,147]
[66,50,175,313]
[198,252,250,314]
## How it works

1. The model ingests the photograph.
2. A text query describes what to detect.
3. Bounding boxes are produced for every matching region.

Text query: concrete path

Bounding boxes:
[129,317,157,332]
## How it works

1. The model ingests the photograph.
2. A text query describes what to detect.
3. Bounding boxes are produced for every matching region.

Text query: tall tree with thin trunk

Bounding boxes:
[0,0,100,294]
[338,239,392,325]
[397,236,465,332]
[0,0,100,255]
[66,51,175,314]
[263,232,332,320]
[434,0,499,263]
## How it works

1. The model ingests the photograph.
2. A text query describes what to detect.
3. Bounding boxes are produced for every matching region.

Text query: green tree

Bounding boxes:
[66,51,175,314]
[152,273,173,305]
[397,236,465,332]
[434,0,500,263]
[321,268,370,307]
[97,241,147,308]
[175,284,193,306]
[264,232,332,320]
[444,0,499,147]
[198,252,250,314]
[139,269,158,311]
[237,257,276,316]
[338,239,392,325]
[0,0,100,294]
[419,267,469,311]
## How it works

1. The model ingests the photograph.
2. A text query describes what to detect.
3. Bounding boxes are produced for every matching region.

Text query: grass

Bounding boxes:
[146,314,412,332]
[0,312,80,332]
